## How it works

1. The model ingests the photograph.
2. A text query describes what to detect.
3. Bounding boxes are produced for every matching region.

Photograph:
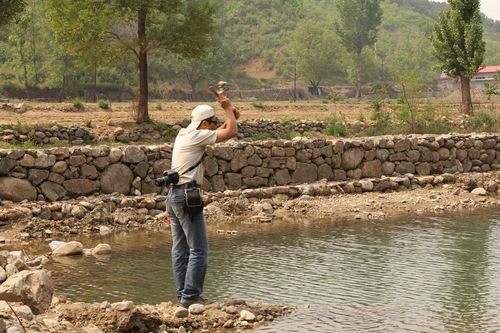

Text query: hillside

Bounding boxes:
[223,0,500,80]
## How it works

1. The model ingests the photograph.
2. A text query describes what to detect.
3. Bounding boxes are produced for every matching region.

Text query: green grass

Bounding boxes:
[281,129,301,140]
[98,100,110,110]
[247,131,273,141]
[251,101,265,109]
[72,98,85,110]
[468,109,499,132]
[324,115,348,137]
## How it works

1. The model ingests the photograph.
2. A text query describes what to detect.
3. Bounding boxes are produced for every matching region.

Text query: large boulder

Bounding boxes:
[63,179,99,196]
[0,269,54,314]
[341,148,364,170]
[361,160,382,178]
[0,177,37,202]
[0,158,16,176]
[40,181,67,202]
[122,146,146,164]
[292,162,318,183]
[101,163,134,194]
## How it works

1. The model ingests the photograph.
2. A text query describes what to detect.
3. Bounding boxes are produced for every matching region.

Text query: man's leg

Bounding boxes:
[167,192,190,300]
[181,209,208,302]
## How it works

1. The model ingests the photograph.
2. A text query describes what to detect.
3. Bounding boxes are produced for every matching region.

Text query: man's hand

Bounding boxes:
[218,95,232,111]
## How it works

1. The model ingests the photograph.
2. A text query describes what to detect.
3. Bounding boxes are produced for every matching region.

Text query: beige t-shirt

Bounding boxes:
[171,128,217,185]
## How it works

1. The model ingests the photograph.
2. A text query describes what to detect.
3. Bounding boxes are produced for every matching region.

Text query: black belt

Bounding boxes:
[172,182,199,189]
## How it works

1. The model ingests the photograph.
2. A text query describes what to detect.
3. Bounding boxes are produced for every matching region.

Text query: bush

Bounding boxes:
[72,98,85,110]
[98,100,110,109]
[282,129,301,140]
[328,92,345,102]
[324,115,348,137]
[153,120,170,132]
[469,110,499,132]
[251,101,265,109]
[370,100,390,129]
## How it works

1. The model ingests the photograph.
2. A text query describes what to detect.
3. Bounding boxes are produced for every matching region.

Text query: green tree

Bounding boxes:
[169,35,233,96]
[47,0,119,101]
[47,0,217,123]
[288,20,346,96]
[431,0,485,114]
[335,0,382,98]
[0,0,25,26]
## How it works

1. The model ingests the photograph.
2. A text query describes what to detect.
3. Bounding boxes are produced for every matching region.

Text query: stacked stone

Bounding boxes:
[201,134,499,192]
[0,145,171,202]
[0,125,94,145]
[237,119,325,138]
[0,134,498,202]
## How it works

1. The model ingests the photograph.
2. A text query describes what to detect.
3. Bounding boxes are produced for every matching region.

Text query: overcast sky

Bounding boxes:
[430,0,500,21]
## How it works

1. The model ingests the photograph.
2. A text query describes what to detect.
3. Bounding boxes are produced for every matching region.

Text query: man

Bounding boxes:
[166,95,238,308]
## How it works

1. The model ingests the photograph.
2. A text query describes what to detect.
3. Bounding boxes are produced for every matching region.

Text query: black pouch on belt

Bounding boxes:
[185,187,204,216]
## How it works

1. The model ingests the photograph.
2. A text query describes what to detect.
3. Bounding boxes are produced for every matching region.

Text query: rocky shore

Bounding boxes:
[0,246,294,333]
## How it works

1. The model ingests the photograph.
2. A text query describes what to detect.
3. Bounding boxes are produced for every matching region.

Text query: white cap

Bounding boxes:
[186,105,215,130]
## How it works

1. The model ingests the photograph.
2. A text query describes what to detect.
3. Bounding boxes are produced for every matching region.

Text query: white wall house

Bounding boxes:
[435,65,500,94]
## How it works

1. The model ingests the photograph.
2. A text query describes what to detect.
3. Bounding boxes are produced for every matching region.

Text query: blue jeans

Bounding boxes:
[166,188,208,302]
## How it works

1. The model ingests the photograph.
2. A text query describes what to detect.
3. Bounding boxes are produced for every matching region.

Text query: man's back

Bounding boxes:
[171,128,217,185]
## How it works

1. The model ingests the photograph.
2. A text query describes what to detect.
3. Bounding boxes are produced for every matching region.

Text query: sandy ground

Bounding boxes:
[2,100,498,129]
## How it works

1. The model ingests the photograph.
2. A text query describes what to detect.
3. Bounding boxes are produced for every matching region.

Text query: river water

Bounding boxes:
[46,209,500,332]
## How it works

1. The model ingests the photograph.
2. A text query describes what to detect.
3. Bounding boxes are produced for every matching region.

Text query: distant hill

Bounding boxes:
[222,0,500,81]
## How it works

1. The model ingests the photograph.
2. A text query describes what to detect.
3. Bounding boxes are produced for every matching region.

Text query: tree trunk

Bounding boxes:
[93,60,98,102]
[460,75,473,114]
[136,7,149,123]
[355,51,362,98]
[309,80,321,96]
[293,62,297,102]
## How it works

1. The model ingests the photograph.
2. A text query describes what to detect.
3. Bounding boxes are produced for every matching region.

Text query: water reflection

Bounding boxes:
[44,209,500,332]
[438,216,492,332]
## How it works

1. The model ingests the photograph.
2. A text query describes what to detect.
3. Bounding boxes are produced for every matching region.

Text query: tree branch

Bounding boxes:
[107,30,139,59]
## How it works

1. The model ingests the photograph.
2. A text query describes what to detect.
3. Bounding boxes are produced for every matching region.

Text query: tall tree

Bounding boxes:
[47,0,119,101]
[289,20,345,96]
[335,0,382,98]
[431,0,485,114]
[47,0,217,123]
[0,0,25,26]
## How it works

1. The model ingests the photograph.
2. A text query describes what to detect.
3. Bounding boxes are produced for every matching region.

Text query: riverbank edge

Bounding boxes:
[0,171,498,243]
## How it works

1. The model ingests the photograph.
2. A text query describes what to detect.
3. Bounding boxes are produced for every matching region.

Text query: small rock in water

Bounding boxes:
[111,300,134,311]
[91,244,111,256]
[174,307,188,318]
[99,226,111,236]
[240,309,256,321]
[188,303,205,314]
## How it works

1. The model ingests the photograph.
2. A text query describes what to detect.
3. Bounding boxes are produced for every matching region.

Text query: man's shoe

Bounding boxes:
[180,296,212,308]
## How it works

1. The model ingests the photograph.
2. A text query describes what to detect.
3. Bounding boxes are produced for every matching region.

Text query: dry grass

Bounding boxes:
[0,99,498,132]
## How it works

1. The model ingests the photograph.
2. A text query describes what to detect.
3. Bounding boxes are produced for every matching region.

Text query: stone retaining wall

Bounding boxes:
[0,125,94,145]
[0,133,498,202]
[0,120,326,145]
